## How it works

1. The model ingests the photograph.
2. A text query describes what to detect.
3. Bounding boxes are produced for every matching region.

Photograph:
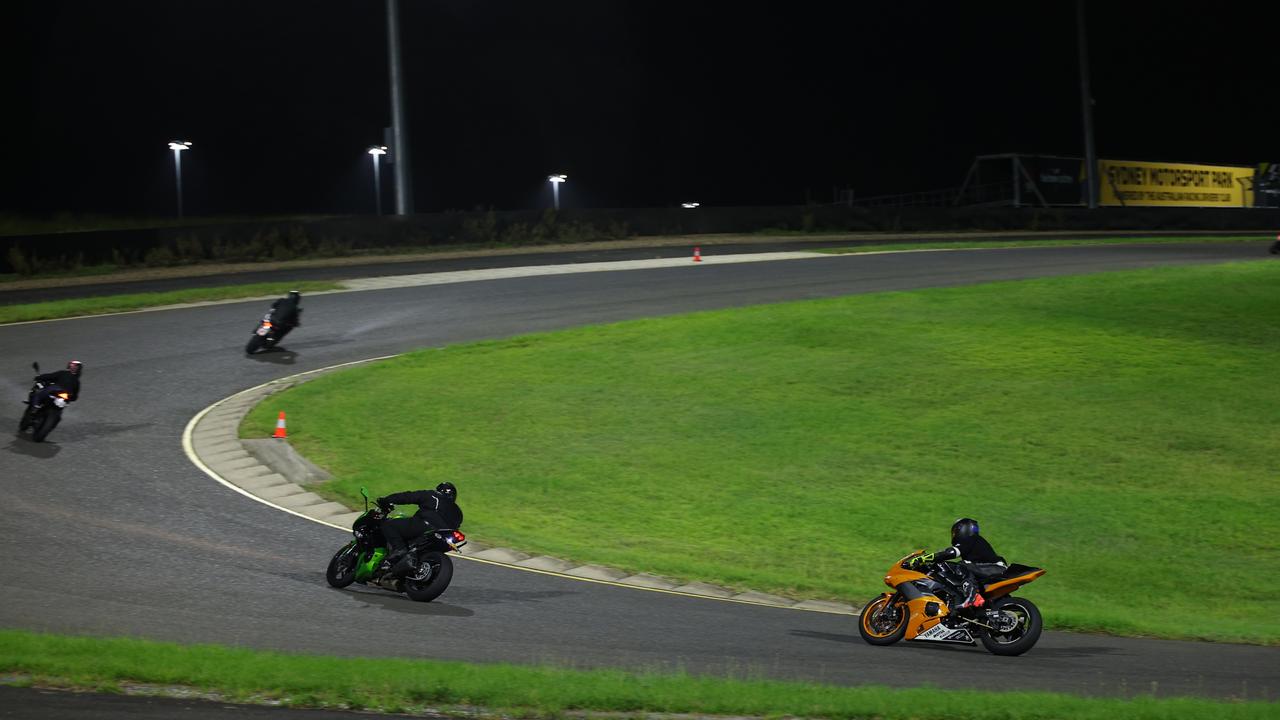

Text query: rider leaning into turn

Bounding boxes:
[908,517,1006,610]
[376,482,463,576]
[268,290,303,339]
[32,360,83,408]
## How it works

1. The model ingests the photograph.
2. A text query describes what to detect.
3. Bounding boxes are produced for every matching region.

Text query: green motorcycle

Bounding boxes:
[325,487,467,602]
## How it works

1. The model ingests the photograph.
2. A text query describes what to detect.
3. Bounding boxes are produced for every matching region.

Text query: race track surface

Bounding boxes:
[1,242,1276,701]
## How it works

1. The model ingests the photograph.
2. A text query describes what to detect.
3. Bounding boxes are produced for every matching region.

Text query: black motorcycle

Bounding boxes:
[245,312,290,354]
[325,487,467,602]
[18,362,70,442]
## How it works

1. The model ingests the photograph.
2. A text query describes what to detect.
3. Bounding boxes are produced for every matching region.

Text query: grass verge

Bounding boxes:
[819,234,1269,253]
[0,281,343,324]
[0,630,1271,718]
[243,261,1280,644]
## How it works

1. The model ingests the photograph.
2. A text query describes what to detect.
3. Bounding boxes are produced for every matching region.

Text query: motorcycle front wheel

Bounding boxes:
[245,335,265,354]
[858,594,907,646]
[980,596,1043,656]
[325,542,359,588]
[403,552,453,602]
[32,409,60,442]
[18,406,34,433]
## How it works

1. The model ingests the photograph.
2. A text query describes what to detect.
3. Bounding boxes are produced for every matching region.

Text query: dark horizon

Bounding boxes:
[7,1,1275,218]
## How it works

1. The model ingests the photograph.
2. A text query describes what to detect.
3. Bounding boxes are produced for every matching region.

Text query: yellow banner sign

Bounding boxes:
[1099,159,1254,207]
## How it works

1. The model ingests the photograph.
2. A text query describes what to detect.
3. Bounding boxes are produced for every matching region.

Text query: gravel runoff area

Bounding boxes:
[184,359,856,615]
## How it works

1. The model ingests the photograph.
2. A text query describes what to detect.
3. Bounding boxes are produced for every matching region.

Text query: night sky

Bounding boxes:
[7,1,1276,217]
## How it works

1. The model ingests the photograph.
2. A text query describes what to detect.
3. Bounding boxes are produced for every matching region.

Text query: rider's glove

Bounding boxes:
[376,497,393,511]
[908,552,935,569]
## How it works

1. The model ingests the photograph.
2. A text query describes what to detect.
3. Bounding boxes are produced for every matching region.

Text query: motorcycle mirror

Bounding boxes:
[32,362,39,373]
[360,486,369,511]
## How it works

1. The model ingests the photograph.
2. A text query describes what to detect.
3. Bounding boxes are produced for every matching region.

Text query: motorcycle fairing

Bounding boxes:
[354,547,386,583]
[982,566,1045,600]
[913,624,976,644]
[903,594,950,640]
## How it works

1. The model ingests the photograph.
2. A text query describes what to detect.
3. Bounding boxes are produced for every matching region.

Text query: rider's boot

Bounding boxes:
[957,579,985,611]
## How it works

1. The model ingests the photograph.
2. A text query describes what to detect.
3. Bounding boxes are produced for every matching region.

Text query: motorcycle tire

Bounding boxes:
[245,335,265,354]
[325,542,359,589]
[32,409,60,443]
[18,406,34,433]
[1270,241,1280,255]
[979,596,1043,656]
[403,551,453,602]
[858,594,907,646]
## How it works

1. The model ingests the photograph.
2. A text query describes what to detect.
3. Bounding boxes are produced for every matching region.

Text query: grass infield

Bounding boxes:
[244,260,1280,644]
[0,281,342,324]
[0,630,1271,719]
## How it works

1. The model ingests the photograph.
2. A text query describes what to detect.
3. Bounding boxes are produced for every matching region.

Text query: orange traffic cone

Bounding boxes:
[693,246,702,263]
[272,411,288,439]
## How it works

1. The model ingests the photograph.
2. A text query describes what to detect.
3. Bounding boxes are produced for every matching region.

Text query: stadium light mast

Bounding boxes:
[1077,0,1099,209]
[386,0,413,215]
[168,141,192,218]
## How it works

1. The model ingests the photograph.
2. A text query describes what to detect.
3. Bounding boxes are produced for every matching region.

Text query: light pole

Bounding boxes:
[386,0,413,215]
[168,141,192,218]
[367,145,387,215]
[1076,0,1098,209]
[547,174,567,210]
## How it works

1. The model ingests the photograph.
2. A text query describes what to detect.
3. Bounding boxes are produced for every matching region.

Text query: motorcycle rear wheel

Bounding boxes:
[32,409,60,442]
[325,542,359,588]
[858,595,907,646]
[979,596,1043,656]
[403,552,453,602]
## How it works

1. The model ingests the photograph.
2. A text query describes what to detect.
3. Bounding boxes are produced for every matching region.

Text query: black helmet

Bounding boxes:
[287,290,301,302]
[67,360,83,375]
[951,517,980,543]
[435,482,457,501]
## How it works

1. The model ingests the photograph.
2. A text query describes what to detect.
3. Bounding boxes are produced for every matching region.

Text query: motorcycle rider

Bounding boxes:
[907,517,1006,611]
[267,290,303,342]
[31,360,82,408]
[376,482,463,576]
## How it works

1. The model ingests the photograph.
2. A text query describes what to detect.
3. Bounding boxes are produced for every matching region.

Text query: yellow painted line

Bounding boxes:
[182,355,856,616]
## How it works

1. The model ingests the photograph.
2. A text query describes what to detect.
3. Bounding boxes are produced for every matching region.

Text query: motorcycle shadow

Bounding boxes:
[55,421,154,440]
[246,348,299,365]
[337,584,476,617]
[788,629,977,655]
[6,436,62,458]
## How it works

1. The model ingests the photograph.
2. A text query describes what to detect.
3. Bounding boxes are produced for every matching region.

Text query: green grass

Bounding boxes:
[820,234,1269,253]
[243,261,1280,644]
[0,630,1271,718]
[0,281,343,324]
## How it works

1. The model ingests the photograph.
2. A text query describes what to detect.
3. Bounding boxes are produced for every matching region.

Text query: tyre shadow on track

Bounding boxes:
[6,436,61,458]
[790,629,1121,659]
[333,586,475,617]
[8,421,152,454]
[245,349,299,365]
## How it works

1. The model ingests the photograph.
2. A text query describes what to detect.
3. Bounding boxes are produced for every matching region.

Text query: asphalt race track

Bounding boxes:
[1,242,1277,703]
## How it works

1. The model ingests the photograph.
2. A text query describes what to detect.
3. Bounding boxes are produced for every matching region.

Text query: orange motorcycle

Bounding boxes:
[858,550,1045,656]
